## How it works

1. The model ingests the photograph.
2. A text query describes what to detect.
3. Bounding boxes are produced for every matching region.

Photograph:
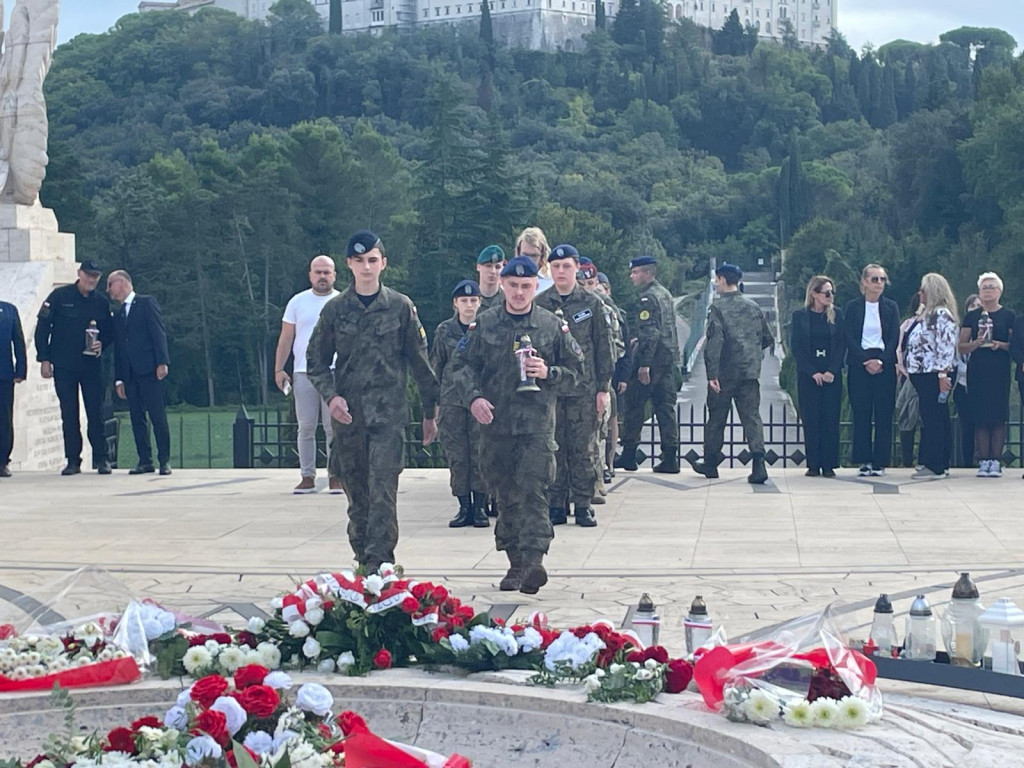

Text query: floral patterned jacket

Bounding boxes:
[905,308,958,374]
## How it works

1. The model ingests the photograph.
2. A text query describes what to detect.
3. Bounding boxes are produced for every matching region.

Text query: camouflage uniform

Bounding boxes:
[621,279,680,460]
[453,305,584,557]
[478,288,504,312]
[596,292,627,475]
[307,285,439,568]
[430,314,484,497]
[702,291,774,466]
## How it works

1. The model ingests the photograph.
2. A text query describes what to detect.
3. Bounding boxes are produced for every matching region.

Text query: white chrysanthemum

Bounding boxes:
[182,646,213,675]
[75,655,95,667]
[742,689,778,724]
[75,622,105,649]
[782,700,813,728]
[810,698,840,728]
[203,640,222,655]
[26,650,42,665]
[258,642,282,669]
[287,741,321,768]
[217,646,245,674]
[836,696,870,729]
[243,649,265,667]
[448,634,470,653]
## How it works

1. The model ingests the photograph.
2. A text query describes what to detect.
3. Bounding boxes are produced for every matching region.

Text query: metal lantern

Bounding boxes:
[684,595,713,655]
[940,572,988,666]
[978,598,1024,676]
[631,593,660,648]
[903,595,937,662]
[868,593,898,657]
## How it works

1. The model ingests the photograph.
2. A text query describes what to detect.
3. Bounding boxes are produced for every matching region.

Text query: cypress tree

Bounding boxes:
[480,0,494,51]
[329,0,342,33]
[876,66,898,128]
[595,0,606,31]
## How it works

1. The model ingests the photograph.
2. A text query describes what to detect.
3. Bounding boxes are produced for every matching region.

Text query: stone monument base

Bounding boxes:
[0,202,81,472]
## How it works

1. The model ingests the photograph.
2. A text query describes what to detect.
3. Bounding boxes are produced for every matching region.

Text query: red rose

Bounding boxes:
[665,659,694,694]
[236,685,280,718]
[211,632,233,645]
[337,711,369,736]
[226,746,259,768]
[401,597,420,614]
[645,646,669,664]
[0,624,15,640]
[373,648,392,669]
[188,634,210,647]
[104,727,136,754]
[236,631,259,649]
[411,583,429,600]
[431,585,449,602]
[195,709,229,747]
[431,627,449,642]
[626,650,644,663]
[130,716,162,731]
[318,724,333,739]
[234,664,270,690]
[191,675,230,709]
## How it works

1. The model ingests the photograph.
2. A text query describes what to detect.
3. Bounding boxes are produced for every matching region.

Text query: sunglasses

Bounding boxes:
[815,289,834,298]
[867,276,887,284]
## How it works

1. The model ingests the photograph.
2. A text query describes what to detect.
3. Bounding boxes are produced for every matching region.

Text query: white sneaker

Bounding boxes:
[912,468,948,480]
[977,460,992,478]
[870,466,886,477]
[858,465,872,477]
[991,460,1002,477]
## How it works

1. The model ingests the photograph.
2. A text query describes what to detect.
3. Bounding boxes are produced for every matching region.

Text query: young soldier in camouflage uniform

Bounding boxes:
[430,279,488,529]
[536,245,615,527]
[596,271,632,483]
[476,246,505,311]
[454,256,585,594]
[306,230,439,572]
[618,255,682,473]
[694,262,775,484]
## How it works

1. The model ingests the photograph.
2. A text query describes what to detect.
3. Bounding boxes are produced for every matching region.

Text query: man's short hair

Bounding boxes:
[108,269,133,285]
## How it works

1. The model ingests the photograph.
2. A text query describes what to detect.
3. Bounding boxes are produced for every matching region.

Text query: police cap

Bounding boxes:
[347,230,381,258]
[500,256,539,278]
[477,245,505,264]
[629,255,657,269]
[549,244,580,262]
[79,260,102,276]
[452,279,481,299]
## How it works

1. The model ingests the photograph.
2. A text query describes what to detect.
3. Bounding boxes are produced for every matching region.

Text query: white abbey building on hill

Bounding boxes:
[138,0,838,51]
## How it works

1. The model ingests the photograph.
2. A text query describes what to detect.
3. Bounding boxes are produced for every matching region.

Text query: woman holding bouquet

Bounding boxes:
[791,276,845,477]
[904,273,959,479]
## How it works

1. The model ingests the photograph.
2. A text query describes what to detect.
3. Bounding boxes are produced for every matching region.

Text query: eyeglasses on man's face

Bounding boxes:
[867,275,887,284]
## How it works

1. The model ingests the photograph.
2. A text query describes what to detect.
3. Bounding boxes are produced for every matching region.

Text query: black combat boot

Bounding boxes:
[614,446,639,471]
[653,447,680,474]
[487,495,499,518]
[499,550,523,591]
[748,452,769,485]
[519,551,549,595]
[448,496,474,528]
[549,506,568,526]
[574,504,597,527]
[693,456,720,478]
[471,491,490,528]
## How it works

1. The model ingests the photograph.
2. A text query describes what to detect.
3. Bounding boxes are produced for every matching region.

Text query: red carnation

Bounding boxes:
[373,648,392,669]
[448,616,465,628]
[401,597,420,614]
[188,634,210,647]
[195,709,229,747]
[665,658,694,694]
[211,633,233,645]
[337,711,369,736]
[234,664,270,690]
[235,631,259,649]
[191,675,230,709]
[393,580,409,591]
[626,650,644,663]
[645,646,670,664]
[411,583,429,600]
[236,684,280,718]
[431,585,449,602]
[457,605,475,620]
[130,716,162,731]
[104,727,136,754]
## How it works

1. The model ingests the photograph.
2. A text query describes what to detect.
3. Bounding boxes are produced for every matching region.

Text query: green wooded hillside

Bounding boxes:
[39,1,1024,406]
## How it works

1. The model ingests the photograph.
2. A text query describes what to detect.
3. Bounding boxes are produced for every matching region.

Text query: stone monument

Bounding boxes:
[0,0,83,472]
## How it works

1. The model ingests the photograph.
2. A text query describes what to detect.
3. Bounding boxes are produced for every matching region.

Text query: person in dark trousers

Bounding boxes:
[0,300,27,477]
[843,264,900,477]
[35,261,114,475]
[106,270,172,475]
[791,276,845,478]
[952,294,981,468]
[1011,311,1024,480]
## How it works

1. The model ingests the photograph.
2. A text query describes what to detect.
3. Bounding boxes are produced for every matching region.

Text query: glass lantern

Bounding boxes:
[978,598,1024,676]
[940,572,987,666]
[903,595,936,661]
[869,593,898,656]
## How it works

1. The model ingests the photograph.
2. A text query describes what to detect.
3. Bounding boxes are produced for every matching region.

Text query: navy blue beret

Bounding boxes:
[715,262,743,281]
[629,255,657,268]
[501,256,539,278]
[452,279,481,299]
[549,244,580,262]
[347,230,381,258]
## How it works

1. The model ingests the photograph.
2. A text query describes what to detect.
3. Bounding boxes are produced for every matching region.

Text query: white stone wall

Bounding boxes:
[667,0,837,47]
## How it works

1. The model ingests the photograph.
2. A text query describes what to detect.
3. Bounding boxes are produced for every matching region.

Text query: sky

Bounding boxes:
[10,0,1024,50]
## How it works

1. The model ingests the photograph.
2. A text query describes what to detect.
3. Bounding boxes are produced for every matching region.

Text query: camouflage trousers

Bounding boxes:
[333,423,404,568]
[704,379,764,463]
[480,431,556,555]
[621,370,679,451]
[549,396,601,508]
[439,405,485,497]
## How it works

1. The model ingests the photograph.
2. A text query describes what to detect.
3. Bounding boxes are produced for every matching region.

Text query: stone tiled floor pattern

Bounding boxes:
[3,465,1024,715]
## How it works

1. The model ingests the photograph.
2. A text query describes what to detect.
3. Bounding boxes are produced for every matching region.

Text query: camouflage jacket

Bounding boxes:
[535,285,614,396]
[306,285,439,427]
[430,314,471,409]
[478,288,504,312]
[453,304,584,436]
[704,290,774,382]
[633,279,679,370]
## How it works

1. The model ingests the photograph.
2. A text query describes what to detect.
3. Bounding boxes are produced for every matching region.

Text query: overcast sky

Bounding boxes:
[10,0,1024,51]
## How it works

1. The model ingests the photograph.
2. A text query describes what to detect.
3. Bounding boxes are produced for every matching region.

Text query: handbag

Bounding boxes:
[895,376,920,432]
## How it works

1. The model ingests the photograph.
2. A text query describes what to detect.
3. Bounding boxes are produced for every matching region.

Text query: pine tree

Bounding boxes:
[713,9,746,56]
[329,0,342,33]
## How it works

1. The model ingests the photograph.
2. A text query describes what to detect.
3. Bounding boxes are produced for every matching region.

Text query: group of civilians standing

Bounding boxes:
[792,265,1024,480]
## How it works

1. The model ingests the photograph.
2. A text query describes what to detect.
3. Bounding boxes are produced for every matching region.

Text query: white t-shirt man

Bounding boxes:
[283,289,340,372]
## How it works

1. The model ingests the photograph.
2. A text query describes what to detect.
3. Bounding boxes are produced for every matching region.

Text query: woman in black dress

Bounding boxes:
[792,276,845,477]
[958,272,1015,478]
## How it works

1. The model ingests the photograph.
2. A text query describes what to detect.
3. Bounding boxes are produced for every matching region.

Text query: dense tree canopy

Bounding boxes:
[37,3,1024,406]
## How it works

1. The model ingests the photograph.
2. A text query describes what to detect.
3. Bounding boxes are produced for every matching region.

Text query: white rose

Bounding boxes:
[176,687,193,707]
[363,575,384,596]
[295,682,334,716]
[247,617,266,634]
[304,607,325,626]
[317,658,336,673]
[164,706,188,730]
[270,597,284,610]
[288,621,311,638]
[337,652,355,671]
[263,671,293,690]
[184,736,222,766]
[243,731,274,756]
[302,636,322,659]
[211,696,248,735]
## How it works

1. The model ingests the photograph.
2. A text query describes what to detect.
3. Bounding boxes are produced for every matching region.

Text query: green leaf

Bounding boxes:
[232,741,261,768]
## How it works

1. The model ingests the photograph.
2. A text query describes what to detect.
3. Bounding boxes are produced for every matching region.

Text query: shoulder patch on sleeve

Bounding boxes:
[639,310,651,321]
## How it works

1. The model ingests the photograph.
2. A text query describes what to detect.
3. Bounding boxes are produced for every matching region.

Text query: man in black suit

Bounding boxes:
[107,270,172,475]
[0,300,27,477]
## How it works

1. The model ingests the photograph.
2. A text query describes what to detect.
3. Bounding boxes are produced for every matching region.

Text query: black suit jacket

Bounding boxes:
[114,295,170,382]
[842,297,900,369]
[790,307,846,378]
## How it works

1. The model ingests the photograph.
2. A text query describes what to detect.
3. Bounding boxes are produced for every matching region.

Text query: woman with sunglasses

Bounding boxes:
[843,264,900,476]
[791,276,845,477]
[958,273,1015,477]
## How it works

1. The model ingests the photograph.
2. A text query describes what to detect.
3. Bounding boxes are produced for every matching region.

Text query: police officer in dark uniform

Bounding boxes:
[35,261,114,475]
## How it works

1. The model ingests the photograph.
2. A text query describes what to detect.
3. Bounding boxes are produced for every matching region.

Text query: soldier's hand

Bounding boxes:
[638,366,651,385]
[708,379,721,394]
[40,361,53,379]
[470,397,495,425]
[275,370,291,392]
[422,417,438,445]
[115,382,126,400]
[523,354,548,380]
[596,391,610,417]
[329,395,353,425]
